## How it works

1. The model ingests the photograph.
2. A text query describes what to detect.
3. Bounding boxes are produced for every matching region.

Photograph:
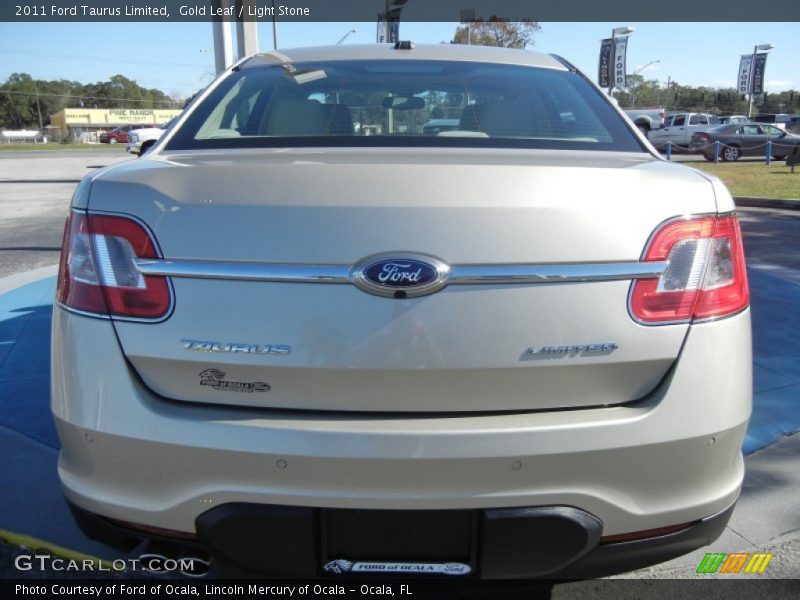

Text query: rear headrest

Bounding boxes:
[458,98,554,138]
[324,104,355,135]
[263,99,353,136]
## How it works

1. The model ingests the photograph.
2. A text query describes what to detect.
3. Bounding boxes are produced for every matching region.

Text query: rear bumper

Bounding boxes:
[52,306,751,576]
[68,499,735,579]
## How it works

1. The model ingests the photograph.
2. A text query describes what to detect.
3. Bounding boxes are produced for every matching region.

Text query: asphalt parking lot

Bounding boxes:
[0,148,132,278]
[0,149,798,587]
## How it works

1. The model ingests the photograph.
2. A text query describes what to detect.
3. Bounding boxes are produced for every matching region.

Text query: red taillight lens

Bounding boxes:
[56,212,171,319]
[630,214,749,324]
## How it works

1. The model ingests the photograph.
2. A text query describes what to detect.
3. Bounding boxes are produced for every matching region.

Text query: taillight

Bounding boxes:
[630,214,749,324]
[56,212,171,320]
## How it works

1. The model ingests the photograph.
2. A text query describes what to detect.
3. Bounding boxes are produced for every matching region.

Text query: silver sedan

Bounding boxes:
[691,123,800,161]
[52,43,751,580]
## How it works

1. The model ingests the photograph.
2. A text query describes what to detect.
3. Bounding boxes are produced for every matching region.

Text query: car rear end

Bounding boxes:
[52,44,751,579]
[690,128,722,157]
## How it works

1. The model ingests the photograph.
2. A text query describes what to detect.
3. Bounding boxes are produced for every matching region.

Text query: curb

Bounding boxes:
[735,197,800,211]
[0,265,58,296]
[0,528,111,569]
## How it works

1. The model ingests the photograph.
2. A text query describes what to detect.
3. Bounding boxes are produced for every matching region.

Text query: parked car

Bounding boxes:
[690,123,800,161]
[421,118,460,135]
[53,43,751,580]
[125,127,162,155]
[647,112,721,148]
[126,118,178,156]
[753,113,791,130]
[717,115,748,125]
[623,107,666,134]
[783,115,800,135]
[99,124,150,144]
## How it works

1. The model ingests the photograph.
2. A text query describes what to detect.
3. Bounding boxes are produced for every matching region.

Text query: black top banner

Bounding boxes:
[751,53,768,95]
[597,38,613,89]
[3,0,800,22]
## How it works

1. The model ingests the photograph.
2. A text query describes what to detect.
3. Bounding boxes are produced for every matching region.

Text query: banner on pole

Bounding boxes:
[376,16,386,43]
[737,55,753,95]
[613,37,628,89]
[376,8,402,43]
[598,38,614,88]
[751,53,767,94]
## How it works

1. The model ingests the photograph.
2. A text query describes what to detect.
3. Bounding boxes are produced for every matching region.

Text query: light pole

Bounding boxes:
[32,79,43,132]
[630,60,660,108]
[271,0,278,49]
[336,29,356,45]
[747,43,773,119]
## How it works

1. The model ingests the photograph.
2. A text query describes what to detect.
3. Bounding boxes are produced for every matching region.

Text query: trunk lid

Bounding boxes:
[89,148,715,412]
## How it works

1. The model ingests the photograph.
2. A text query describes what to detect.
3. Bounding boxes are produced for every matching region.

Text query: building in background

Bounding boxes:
[49,107,182,142]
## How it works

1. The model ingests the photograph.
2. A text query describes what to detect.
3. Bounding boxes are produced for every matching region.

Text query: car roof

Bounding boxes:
[244,43,568,71]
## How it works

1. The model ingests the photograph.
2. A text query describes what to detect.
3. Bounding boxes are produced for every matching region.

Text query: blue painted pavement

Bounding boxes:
[0,276,120,558]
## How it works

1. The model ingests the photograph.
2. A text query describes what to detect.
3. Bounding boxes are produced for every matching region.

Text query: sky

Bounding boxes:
[0,21,798,100]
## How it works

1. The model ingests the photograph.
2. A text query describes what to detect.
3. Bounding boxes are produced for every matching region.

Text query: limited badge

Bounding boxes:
[199,369,270,393]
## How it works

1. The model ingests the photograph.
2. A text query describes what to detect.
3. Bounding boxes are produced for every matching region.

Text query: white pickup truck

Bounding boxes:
[125,116,179,156]
[623,108,666,134]
[647,113,721,148]
[125,126,164,156]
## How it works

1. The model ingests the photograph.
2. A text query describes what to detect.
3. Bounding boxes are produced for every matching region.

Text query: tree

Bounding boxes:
[0,73,39,129]
[452,19,540,49]
[0,73,182,129]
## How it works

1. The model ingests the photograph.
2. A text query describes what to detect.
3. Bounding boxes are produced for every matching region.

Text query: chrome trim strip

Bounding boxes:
[134,259,351,283]
[449,262,668,284]
[135,258,667,285]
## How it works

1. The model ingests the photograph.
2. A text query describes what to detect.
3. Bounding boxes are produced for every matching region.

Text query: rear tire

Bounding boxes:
[772,155,787,161]
[721,146,740,162]
[109,138,118,144]
[703,154,715,162]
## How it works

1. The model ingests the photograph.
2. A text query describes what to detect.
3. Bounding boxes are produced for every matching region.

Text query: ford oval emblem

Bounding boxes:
[351,253,450,298]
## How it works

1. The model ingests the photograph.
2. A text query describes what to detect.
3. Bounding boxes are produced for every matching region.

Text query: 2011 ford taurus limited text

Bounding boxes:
[51,43,751,579]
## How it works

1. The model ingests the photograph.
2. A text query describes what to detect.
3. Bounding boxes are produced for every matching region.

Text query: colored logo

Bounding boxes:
[323,559,471,576]
[198,369,270,393]
[351,253,450,298]
[696,552,773,574]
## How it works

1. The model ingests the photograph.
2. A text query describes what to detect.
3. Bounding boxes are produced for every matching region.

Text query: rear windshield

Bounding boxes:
[166,59,643,152]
